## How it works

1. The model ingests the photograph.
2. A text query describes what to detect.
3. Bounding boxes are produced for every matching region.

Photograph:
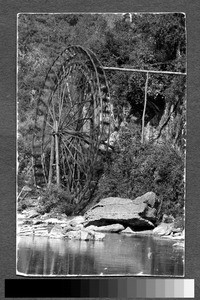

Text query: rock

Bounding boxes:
[121,227,153,235]
[153,223,174,236]
[23,219,33,225]
[44,218,67,225]
[84,225,97,231]
[121,227,135,234]
[80,230,94,241]
[49,225,65,239]
[84,193,158,230]
[93,232,105,241]
[34,228,49,236]
[172,227,182,233]
[64,230,81,240]
[26,209,40,219]
[69,216,85,227]
[173,241,184,248]
[33,220,44,225]
[17,213,26,219]
[85,224,124,233]
[144,208,157,221]
[139,192,157,208]
[33,224,49,237]
[18,225,33,235]
[62,225,75,234]
[75,223,84,230]
[173,232,182,237]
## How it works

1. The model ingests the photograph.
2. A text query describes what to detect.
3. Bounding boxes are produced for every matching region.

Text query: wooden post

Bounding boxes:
[55,121,60,187]
[141,72,149,144]
[48,135,55,188]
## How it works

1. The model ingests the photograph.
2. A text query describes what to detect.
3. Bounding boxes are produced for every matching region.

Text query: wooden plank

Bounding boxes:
[48,135,55,188]
[103,66,186,76]
[141,72,149,144]
[55,121,60,187]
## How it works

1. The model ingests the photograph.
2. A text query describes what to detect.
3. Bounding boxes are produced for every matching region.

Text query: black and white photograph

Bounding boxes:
[17,12,186,277]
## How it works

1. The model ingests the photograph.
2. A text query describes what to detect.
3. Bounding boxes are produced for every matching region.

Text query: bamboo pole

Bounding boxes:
[141,72,149,144]
[48,134,55,188]
[55,121,60,187]
[103,66,186,76]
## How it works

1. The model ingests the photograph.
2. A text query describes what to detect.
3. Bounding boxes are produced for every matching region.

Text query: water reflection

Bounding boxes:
[17,234,184,276]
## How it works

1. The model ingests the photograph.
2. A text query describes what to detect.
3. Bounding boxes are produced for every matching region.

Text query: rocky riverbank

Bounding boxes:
[18,191,184,244]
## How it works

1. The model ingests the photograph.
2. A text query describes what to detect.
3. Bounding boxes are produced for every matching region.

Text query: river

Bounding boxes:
[17,233,184,276]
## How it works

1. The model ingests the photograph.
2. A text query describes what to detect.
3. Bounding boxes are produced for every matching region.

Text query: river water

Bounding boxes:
[17,233,184,276]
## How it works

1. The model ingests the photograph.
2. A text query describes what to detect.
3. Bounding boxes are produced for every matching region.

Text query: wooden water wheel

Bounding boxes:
[32,45,112,200]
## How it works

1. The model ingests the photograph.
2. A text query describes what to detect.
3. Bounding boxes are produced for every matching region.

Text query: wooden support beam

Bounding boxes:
[48,135,55,189]
[55,121,60,187]
[103,66,186,76]
[141,72,149,144]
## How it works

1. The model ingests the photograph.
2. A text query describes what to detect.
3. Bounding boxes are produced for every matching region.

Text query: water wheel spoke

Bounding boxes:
[60,138,87,175]
[62,100,93,133]
[58,80,68,126]
[61,145,74,189]
[61,134,87,167]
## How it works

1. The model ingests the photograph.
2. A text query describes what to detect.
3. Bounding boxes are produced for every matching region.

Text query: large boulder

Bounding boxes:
[84,192,159,230]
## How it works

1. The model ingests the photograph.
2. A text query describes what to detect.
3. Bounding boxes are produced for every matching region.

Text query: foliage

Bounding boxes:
[37,185,75,215]
[17,13,186,218]
[95,121,184,219]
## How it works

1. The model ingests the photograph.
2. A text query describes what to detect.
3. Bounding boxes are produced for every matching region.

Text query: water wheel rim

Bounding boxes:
[32,45,113,200]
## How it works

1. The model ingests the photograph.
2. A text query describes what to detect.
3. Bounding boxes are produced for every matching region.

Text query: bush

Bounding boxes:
[37,185,76,215]
[95,122,185,219]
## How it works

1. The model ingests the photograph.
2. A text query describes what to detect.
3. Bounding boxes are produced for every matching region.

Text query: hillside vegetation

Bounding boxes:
[18,13,186,219]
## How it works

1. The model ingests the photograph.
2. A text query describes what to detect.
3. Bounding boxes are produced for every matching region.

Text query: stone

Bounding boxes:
[64,230,81,240]
[62,225,75,234]
[49,225,65,238]
[86,224,124,233]
[93,232,106,241]
[172,227,182,233]
[33,220,44,225]
[75,224,84,230]
[138,191,157,208]
[84,192,158,230]
[121,227,153,235]
[80,230,94,241]
[44,218,67,225]
[34,229,49,237]
[121,227,135,234]
[173,232,182,237]
[18,225,33,235]
[84,225,97,231]
[69,216,85,227]
[173,241,184,248]
[153,223,174,236]
[26,209,40,219]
